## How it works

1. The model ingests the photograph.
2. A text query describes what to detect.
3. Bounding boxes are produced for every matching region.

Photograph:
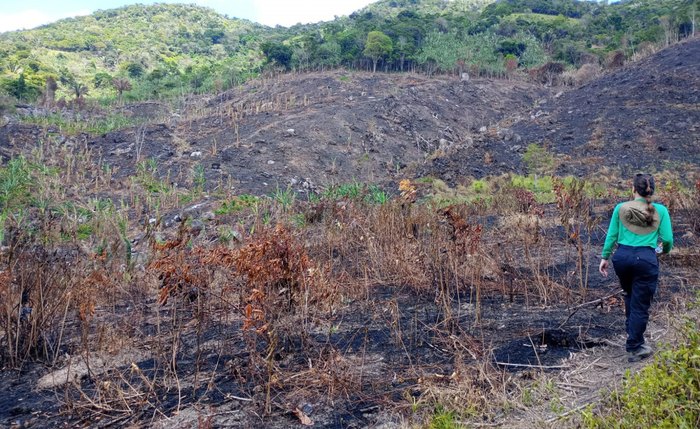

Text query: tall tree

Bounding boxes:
[364,31,393,72]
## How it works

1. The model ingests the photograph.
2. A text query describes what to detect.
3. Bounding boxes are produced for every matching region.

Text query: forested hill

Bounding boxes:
[0,4,266,102]
[0,0,697,104]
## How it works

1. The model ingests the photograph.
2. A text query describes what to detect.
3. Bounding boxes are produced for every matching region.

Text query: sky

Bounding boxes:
[0,0,377,32]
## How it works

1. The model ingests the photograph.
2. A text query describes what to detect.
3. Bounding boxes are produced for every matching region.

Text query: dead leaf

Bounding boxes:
[293,408,314,426]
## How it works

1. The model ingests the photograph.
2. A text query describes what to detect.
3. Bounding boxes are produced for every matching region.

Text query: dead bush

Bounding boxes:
[574,63,602,85]
[605,50,625,69]
[554,178,600,295]
[529,62,565,86]
[631,41,659,62]
[0,224,85,367]
[235,224,313,334]
[579,52,600,66]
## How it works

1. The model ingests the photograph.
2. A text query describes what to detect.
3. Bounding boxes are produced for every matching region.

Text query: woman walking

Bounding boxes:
[599,173,673,362]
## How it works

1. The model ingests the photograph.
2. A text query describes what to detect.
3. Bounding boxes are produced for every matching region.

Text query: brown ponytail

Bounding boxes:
[633,173,656,226]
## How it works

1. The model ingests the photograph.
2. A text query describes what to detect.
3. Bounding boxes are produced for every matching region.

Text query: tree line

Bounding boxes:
[0,0,697,105]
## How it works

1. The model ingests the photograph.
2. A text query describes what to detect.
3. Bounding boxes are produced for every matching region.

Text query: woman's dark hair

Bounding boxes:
[633,173,656,225]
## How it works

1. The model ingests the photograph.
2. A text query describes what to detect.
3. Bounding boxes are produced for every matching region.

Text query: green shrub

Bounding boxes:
[523,143,555,175]
[471,179,488,194]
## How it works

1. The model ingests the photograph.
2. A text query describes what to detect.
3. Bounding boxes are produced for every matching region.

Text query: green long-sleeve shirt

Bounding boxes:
[601,199,674,259]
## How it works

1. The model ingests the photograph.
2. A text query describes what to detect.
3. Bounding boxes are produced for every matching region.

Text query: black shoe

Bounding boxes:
[627,344,653,362]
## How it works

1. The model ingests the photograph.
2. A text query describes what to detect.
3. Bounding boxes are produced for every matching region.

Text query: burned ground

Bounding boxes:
[429,38,700,184]
[0,39,699,429]
[2,72,550,195]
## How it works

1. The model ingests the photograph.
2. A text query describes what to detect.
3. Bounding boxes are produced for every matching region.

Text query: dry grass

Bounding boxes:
[1,140,699,428]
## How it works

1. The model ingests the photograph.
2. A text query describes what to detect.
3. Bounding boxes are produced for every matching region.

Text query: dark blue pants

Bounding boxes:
[611,244,659,352]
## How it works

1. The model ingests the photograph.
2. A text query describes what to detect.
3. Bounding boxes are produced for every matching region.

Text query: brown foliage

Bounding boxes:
[236,224,312,332]
[149,223,220,305]
[438,205,482,255]
[605,50,625,69]
[529,62,565,85]
[513,188,544,217]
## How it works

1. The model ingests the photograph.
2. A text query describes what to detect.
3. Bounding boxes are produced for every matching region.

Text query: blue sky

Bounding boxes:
[0,0,376,32]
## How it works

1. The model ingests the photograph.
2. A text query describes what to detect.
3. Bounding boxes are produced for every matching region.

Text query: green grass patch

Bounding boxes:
[365,185,389,205]
[21,112,146,135]
[323,181,364,200]
[581,317,700,428]
[429,406,459,429]
[76,223,94,240]
[215,194,260,215]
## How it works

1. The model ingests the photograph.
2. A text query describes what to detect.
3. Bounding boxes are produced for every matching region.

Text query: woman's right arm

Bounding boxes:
[659,206,673,254]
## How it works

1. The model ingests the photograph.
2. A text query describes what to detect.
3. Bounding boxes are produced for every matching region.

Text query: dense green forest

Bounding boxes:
[0,0,698,104]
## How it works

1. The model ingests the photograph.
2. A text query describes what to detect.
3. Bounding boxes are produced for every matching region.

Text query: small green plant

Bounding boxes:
[430,406,458,429]
[76,223,93,240]
[290,213,307,228]
[523,143,555,175]
[470,179,488,194]
[215,194,260,215]
[193,163,206,193]
[217,226,238,244]
[135,159,169,194]
[365,185,389,205]
[521,386,535,407]
[272,186,295,211]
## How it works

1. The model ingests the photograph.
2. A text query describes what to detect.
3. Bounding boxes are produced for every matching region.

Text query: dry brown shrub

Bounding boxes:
[631,41,659,62]
[235,224,314,334]
[438,205,483,256]
[354,202,432,288]
[574,63,602,85]
[529,62,565,85]
[0,231,85,367]
[605,50,625,69]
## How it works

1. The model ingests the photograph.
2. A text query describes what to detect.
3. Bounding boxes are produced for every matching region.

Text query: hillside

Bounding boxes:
[0,3,265,101]
[1,3,700,429]
[0,71,551,194]
[1,0,697,105]
[461,37,700,178]
[2,38,698,194]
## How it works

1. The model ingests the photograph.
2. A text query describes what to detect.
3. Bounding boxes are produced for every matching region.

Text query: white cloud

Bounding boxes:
[254,0,374,27]
[0,9,91,33]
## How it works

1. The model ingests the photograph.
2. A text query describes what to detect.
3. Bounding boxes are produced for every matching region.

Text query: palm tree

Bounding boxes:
[112,78,132,105]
